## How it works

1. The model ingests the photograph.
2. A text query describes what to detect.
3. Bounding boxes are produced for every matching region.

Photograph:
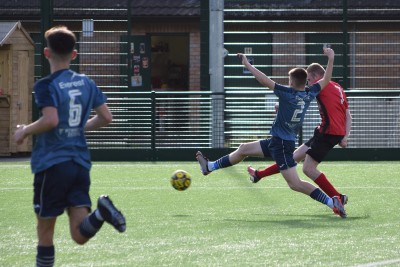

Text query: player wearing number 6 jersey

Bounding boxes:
[13,26,125,267]
[196,47,346,218]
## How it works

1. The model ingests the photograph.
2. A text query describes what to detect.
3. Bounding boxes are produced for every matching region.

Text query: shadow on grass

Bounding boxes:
[171,214,191,218]
[223,213,370,229]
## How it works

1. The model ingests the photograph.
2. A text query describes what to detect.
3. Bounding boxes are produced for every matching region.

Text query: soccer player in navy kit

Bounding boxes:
[248,62,352,206]
[14,26,126,267]
[196,47,346,218]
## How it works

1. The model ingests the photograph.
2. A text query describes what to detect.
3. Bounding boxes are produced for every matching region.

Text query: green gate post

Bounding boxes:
[40,0,53,78]
[127,0,132,91]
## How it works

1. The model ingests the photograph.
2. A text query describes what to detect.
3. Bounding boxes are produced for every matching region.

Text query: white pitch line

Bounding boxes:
[0,162,398,168]
[354,258,400,267]
[2,185,400,191]
[88,163,396,167]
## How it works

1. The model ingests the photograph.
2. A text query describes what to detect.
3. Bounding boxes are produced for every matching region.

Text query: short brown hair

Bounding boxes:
[45,26,76,56]
[288,68,307,88]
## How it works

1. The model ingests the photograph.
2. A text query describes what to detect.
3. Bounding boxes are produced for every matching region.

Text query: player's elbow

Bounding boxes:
[346,110,353,121]
[103,113,113,125]
[98,105,113,125]
[44,116,59,129]
[97,113,112,127]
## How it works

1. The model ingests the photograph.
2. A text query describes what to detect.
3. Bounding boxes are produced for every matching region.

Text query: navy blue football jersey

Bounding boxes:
[270,83,321,141]
[31,69,107,173]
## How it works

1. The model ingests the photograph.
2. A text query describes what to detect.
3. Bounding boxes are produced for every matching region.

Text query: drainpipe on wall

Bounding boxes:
[209,0,225,148]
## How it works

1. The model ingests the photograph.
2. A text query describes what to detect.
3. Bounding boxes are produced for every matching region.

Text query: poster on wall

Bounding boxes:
[142,57,149,68]
[140,43,145,54]
[129,37,151,89]
[131,75,142,87]
[133,55,140,64]
[131,54,141,87]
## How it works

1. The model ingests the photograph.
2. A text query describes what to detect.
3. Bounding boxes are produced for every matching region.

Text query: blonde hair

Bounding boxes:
[307,63,325,80]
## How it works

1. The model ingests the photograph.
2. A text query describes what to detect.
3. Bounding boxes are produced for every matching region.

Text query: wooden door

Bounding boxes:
[14,51,30,152]
[0,50,11,155]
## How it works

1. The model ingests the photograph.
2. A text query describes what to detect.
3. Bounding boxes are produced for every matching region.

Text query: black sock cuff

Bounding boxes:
[37,245,55,267]
[37,245,55,256]
[79,213,104,238]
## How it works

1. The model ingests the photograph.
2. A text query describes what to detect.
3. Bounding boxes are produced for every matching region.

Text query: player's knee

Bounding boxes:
[286,180,301,192]
[237,143,250,156]
[289,185,300,192]
[71,231,89,245]
[237,143,245,152]
[72,235,88,245]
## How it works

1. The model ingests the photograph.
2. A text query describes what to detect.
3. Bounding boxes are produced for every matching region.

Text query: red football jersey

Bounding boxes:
[316,81,348,135]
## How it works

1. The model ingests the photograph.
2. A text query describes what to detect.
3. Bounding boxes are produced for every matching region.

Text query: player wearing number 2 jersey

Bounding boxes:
[14,26,125,267]
[196,48,346,218]
[270,82,319,141]
[249,62,352,207]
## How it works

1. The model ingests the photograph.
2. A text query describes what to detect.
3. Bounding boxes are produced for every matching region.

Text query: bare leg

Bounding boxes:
[68,207,91,245]
[36,217,57,266]
[197,140,265,175]
[252,143,309,180]
[280,167,317,195]
[303,154,341,198]
[228,140,265,165]
[37,217,57,246]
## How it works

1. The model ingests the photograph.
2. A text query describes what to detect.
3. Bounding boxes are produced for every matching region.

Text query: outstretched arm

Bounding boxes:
[237,53,275,90]
[317,48,335,90]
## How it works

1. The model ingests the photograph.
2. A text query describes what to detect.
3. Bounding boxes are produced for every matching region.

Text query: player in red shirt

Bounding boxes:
[248,62,352,206]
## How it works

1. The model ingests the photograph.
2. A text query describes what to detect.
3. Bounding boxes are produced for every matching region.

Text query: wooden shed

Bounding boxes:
[0,21,34,155]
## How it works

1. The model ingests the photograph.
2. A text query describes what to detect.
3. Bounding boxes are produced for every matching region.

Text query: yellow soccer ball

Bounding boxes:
[170,170,191,191]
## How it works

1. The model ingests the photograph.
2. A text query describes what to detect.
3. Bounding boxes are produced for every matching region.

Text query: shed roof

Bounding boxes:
[0,21,34,46]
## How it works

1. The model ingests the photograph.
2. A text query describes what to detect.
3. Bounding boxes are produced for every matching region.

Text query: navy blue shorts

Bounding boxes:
[260,137,297,170]
[33,160,91,218]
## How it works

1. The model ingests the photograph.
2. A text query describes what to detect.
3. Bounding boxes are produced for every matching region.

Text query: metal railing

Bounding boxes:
[85,90,400,151]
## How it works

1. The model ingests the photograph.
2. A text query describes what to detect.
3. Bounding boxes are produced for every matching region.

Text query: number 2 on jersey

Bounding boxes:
[291,100,305,122]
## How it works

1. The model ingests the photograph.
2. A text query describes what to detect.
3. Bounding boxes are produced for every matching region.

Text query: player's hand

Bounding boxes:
[274,102,279,114]
[339,137,348,148]
[323,47,335,60]
[237,53,249,66]
[14,124,27,145]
